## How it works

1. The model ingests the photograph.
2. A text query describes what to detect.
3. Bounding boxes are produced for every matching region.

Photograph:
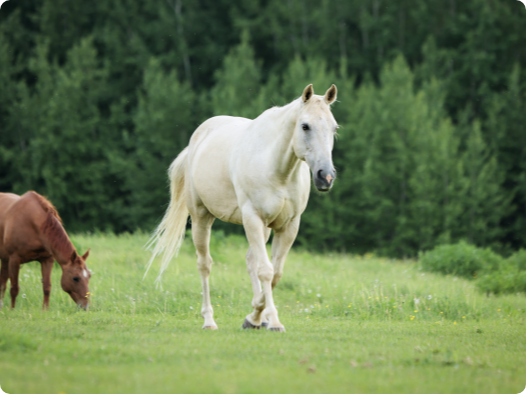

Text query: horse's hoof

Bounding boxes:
[202,325,218,330]
[261,321,269,328]
[268,326,286,332]
[242,318,260,330]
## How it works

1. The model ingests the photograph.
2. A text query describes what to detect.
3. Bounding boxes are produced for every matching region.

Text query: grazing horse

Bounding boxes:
[146,84,338,331]
[0,191,91,309]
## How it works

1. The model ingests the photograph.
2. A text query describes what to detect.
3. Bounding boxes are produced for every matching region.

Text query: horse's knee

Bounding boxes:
[10,285,19,297]
[257,265,274,283]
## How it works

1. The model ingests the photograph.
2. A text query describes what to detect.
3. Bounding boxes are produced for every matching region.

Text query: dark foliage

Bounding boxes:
[1,0,525,256]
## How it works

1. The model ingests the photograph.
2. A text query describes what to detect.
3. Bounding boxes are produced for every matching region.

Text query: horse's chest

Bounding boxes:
[265,192,306,230]
[22,248,51,263]
[268,202,295,229]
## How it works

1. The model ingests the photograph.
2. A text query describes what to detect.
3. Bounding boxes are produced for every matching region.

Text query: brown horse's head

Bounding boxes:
[61,249,91,309]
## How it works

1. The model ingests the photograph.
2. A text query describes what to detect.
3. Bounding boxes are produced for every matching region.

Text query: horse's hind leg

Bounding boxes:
[191,209,218,330]
[40,256,54,310]
[0,258,8,308]
[8,255,21,308]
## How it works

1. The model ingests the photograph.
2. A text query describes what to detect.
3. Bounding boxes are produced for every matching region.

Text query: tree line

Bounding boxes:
[0,0,525,257]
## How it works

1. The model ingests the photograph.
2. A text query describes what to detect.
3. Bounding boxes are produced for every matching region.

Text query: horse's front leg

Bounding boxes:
[0,258,8,309]
[40,256,54,310]
[191,210,218,330]
[242,207,284,332]
[245,228,271,327]
[261,218,300,327]
[8,254,21,309]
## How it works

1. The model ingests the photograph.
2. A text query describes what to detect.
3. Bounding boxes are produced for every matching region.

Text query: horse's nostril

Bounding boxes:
[317,169,324,179]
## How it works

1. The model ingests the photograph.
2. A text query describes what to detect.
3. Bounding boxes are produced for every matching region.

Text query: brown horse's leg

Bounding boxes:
[8,255,21,308]
[0,258,8,308]
[40,257,54,310]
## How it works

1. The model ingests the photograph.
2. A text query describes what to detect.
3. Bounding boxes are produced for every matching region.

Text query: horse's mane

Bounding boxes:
[31,192,63,224]
[31,192,75,261]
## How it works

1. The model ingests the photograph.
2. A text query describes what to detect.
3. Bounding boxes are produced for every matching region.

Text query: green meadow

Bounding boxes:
[1,232,525,394]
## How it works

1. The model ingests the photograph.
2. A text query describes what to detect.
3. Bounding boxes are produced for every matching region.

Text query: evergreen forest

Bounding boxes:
[0,0,525,257]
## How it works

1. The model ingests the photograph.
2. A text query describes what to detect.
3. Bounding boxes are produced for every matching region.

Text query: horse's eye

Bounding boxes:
[302,124,310,131]
[73,277,80,283]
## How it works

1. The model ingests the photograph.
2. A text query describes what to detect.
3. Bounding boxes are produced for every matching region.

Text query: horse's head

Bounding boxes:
[61,249,92,309]
[293,84,338,192]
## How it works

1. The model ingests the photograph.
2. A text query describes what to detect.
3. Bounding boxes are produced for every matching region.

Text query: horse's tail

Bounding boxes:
[144,147,190,287]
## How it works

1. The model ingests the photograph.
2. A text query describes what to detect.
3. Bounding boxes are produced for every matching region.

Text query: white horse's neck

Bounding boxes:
[252,99,303,180]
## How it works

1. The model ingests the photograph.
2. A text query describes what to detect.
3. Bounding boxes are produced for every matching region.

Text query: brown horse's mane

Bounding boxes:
[31,192,76,262]
[31,192,63,224]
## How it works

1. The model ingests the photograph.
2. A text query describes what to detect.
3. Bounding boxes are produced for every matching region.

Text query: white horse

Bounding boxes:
[146,84,338,331]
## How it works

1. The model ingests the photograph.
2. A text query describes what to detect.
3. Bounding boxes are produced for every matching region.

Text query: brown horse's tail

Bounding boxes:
[144,147,190,287]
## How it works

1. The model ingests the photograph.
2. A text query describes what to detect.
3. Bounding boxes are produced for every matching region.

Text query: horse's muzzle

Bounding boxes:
[314,168,336,192]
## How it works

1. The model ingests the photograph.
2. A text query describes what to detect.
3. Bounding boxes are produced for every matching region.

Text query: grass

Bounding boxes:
[1,232,525,394]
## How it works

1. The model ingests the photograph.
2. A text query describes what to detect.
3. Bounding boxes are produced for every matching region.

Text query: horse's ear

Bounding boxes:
[324,84,337,104]
[70,250,78,263]
[82,248,91,261]
[302,84,314,103]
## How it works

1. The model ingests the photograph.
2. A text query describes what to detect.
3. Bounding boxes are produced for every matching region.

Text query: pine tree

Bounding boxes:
[459,121,510,248]
[211,30,265,119]
[9,38,128,231]
[486,65,526,250]
[130,57,197,229]
[0,31,19,190]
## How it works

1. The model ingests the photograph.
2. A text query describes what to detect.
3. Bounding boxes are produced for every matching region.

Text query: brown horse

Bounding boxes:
[0,191,91,309]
